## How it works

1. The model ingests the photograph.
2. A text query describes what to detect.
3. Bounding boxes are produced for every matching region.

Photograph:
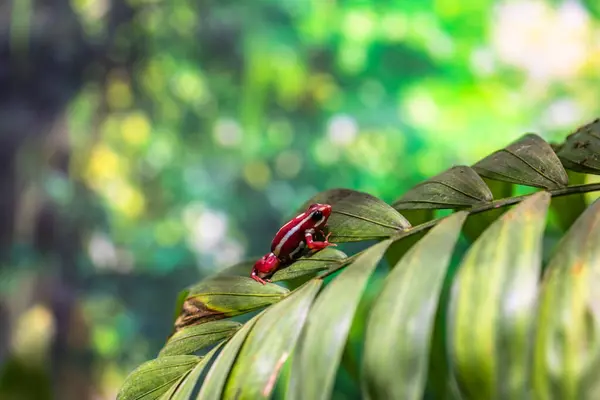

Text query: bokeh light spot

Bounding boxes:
[470,47,496,76]
[100,115,121,141]
[313,139,340,166]
[338,42,367,74]
[359,80,385,108]
[492,0,591,82]
[146,135,174,171]
[155,219,184,246]
[346,132,394,176]
[72,0,108,21]
[11,304,55,365]
[541,98,582,129]
[141,58,166,95]
[400,88,440,128]
[243,161,271,190]
[93,326,119,358]
[327,114,358,146]
[434,0,461,18]
[169,4,197,35]
[214,239,244,267]
[213,118,243,147]
[183,205,228,253]
[88,232,118,269]
[272,46,306,109]
[121,111,151,147]
[379,13,408,41]
[173,69,208,104]
[266,181,296,214]
[267,119,294,149]
[105,179,146,219]
[85,144,122,185]
[309,73,339,105]
[106,76,133,110]
[343,9,376,43]
[275,150,303,179]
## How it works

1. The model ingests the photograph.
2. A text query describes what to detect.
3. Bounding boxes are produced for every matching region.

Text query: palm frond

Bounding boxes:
[117,118,600,400]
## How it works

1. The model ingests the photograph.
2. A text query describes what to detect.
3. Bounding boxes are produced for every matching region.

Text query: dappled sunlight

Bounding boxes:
[492,0,593,82]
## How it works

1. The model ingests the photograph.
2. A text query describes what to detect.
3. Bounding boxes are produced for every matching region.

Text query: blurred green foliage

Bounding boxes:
[2,0,600,398]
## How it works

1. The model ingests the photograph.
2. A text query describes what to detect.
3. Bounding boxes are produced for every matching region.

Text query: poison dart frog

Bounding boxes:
[251,203,336,284]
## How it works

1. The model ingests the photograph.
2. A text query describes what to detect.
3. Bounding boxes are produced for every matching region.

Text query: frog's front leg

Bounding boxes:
[251,269,271,285]
[317,228,333,241]
[316,227,327,238]
[305,230,336,250]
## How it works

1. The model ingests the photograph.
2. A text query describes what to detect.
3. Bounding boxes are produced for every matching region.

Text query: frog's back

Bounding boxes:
[270,212,311,259]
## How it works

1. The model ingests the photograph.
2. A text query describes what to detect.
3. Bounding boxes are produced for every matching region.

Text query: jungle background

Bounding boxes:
[1,0,600,399]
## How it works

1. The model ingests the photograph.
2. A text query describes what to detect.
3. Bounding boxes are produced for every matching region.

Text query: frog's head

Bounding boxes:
[306,203,332,227]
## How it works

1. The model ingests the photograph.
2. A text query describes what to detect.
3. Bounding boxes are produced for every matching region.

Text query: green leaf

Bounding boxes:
[384,209,434,267]
[117,355,200,400]
[556,118,600,174]
[174,276,288,330]
[550,170,588,232]
[392,166,493,210]
[196,313,261,400]
[159,321,241,357]
[448,191,550,399]
[362,211,467,400]
[173,289,190,325]
[534,197,600,399]
[288,239,392,400]
[270,247,347,282]
[425,259,464,400]
[472,133,568,189]
[274,354,294,399]
[297,188,411,242]
[224,279,323,399]
[395,209,435,226]
[463,178,513,241]
[160,344,223,400]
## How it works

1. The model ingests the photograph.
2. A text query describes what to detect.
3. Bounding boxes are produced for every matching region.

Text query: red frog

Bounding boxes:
[251,203,336,284]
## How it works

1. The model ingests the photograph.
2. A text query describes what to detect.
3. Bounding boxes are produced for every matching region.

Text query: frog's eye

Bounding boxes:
[311,210,323,221]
